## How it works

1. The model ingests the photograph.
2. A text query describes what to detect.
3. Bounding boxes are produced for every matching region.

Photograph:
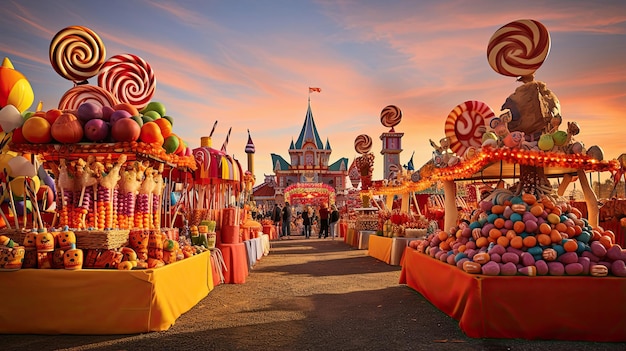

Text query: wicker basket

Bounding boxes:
[0,229,28,246]
[75,230,130,250]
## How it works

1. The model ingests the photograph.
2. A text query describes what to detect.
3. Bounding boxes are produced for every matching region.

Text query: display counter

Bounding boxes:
[262,225,278,240]
[345,227,359,248]
[368,236,418,265]
[0,250,214,335]
[260,234,270,256]
[216,242,249,284]
[399,247,626,341]
[338,220,348,238]
[243,237,264,269]
[358,230,375,250]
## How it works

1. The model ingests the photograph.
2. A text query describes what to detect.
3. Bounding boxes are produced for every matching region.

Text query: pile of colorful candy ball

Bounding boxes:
[409,189,626,277]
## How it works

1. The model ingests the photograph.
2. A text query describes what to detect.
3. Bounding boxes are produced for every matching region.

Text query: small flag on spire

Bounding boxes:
[309,87,321,93]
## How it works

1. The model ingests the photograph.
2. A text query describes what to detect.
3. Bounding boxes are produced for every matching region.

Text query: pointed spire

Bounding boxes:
[289,138,295,150]
[294,100,323,149]
[2,57,14,69]
[325,138,331,150]
[245,129,255,154]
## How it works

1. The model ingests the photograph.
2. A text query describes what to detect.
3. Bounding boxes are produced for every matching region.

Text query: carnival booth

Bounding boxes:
[397,19,626,341]
[0,25,222,334]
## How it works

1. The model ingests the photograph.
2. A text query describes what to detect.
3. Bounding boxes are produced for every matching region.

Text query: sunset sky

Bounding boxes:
[1,0,624,187]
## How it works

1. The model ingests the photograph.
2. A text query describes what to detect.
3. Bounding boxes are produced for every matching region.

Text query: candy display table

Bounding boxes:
[243,237,264,268]
[367,235,391,263]
[0,250,214,334]
[390,237,418,265]
[368,236,418,265]
[216,242,249,284]
[262,225,278,240]
[345,227,359,248]
[338,220,348,238]
[399,247,626,341]
[358,230,375,249]
[261,234,270,256]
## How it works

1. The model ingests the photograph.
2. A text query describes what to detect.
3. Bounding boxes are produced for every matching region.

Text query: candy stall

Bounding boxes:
[397,19,626,341]
[0,25,221,334]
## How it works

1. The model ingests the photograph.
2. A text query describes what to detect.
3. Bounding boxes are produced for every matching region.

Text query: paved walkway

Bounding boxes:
[2,237,625,350]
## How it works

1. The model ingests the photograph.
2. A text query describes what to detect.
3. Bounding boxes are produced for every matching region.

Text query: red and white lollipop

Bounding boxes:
[49,25,106,83]
[98,54,156,111]
[487,19,551,77]
[380,105,402,128]
[354,134,373,155]
[444,100,493,156]
[58,85,119,111]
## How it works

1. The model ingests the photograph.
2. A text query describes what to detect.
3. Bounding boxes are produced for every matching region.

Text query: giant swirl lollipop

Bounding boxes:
[98,54,156,111]
[58,85,119,110]
[487,19,551,77]
[49,25,106,83]
[354,134,372,154]
[444,100,493,156]
[380,105,402,128]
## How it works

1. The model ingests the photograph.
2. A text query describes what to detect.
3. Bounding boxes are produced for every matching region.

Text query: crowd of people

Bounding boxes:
[268,202,341,240]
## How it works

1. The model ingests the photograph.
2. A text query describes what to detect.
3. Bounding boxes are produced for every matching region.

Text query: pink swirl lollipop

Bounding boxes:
[49,25,106,83]
[380,105,402,128]
[98,54,156,111]
[487,19,551,77]
[444,100,493,156]
[58,85,119,111]
[354,134,373,154]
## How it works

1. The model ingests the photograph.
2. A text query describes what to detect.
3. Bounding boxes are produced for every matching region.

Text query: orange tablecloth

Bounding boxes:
[400,248,626,341]
[0,251,214,334]
[367,235,392,263]
[217,242,249,284]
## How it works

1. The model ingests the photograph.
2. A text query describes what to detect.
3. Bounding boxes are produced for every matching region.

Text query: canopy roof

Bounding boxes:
[284,182,336,206]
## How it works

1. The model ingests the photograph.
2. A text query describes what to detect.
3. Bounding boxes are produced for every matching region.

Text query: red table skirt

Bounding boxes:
[400,247,626,341]
[216,243,248,284]
[262,225,278,240]
[338,221,347,238]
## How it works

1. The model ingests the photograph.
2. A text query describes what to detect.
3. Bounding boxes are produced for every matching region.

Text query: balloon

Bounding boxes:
[0,57,34,112]
[0,104,25,132]
[38,165,56,192]
[0,152,15,175]
[7,156,36,177]
[9,175,40,198]
[15,199,33,216]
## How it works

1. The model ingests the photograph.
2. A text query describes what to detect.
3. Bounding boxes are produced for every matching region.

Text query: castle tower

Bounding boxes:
[245,129,255,175]
[380,127,404,179]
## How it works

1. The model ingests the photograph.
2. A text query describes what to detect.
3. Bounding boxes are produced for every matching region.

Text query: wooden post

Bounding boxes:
[443,180,457,233]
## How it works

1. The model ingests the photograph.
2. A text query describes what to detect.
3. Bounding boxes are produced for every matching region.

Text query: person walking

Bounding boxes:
[282,202,292,239]
[302,206,312,239]
[272,203,282,239]
[329,204,340,240]
[318,203,329,239]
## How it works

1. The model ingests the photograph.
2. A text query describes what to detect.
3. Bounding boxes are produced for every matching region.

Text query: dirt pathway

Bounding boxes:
[2,237,624,350]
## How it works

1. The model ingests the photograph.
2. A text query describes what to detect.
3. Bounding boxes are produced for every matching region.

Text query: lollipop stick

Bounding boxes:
[78,186,86,207]
[7,186,19,228]
[25,180,44,230]
[92,184,97,229]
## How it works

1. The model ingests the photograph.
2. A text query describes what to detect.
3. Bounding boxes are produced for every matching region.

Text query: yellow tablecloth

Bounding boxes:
[367,235,392,263]
[0,250,214,334]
